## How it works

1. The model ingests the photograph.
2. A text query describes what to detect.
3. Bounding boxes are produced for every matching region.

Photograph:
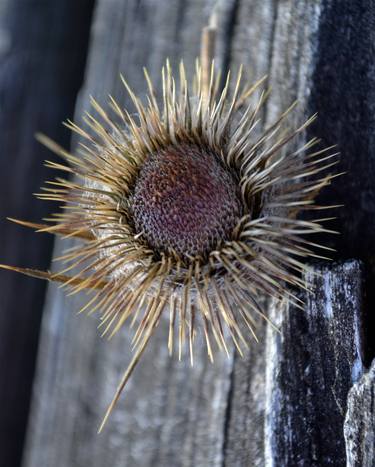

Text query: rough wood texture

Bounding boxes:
[0,2,94,466]
[223,261,364,467]
[265,261,364,466]
[309,1,375,263]
[19,1,374,466]
[344,360,375,467]
[306,0,375,362]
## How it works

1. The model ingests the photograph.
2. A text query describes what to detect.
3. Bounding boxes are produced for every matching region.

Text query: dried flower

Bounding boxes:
[1,59,338,431]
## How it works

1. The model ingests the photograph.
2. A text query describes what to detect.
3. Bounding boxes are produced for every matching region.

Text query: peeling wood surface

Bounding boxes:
[344,360,375,467]
[17,1,375,466]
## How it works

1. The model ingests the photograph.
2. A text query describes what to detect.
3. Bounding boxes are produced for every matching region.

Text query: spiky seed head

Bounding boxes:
[131,143,243,260]
[2,61,339,430]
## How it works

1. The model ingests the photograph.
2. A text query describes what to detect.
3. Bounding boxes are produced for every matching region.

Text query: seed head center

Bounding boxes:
[131,144,242,259]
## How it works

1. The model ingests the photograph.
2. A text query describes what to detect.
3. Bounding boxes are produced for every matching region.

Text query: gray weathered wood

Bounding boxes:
[306,0,375,363]
[20,1,374,466]
[224,261,364,467]
[344,359,375,467]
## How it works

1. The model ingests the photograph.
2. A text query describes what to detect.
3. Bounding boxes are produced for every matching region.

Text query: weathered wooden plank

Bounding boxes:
[308,0,375,263]
[305,0,375,363]
[223,2,375,460]
[344,360,375,467]
[265,261,364,466]
[0,2,94,466]
[224,261,364,467]
[223,2,328,465]
[222,320,268,467]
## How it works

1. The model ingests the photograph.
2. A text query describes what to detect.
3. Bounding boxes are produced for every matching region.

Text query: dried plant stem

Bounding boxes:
[98,296,166,433]
[200,13,217,102]
[7,218,95,240]
[0,264,106,290]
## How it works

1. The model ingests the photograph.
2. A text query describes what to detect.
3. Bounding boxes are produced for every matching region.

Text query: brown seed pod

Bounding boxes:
[1,58,339,432]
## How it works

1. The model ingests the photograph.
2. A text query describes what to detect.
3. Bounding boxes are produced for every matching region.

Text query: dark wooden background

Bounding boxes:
[0,1,374,466]
[0,2,95,466]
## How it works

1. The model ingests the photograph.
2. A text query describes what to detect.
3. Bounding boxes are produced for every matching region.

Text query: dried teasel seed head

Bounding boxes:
[1,59,340,431]
[131,143,243,260]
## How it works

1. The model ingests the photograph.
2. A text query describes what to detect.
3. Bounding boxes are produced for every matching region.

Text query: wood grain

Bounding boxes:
[344,360,375,467]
